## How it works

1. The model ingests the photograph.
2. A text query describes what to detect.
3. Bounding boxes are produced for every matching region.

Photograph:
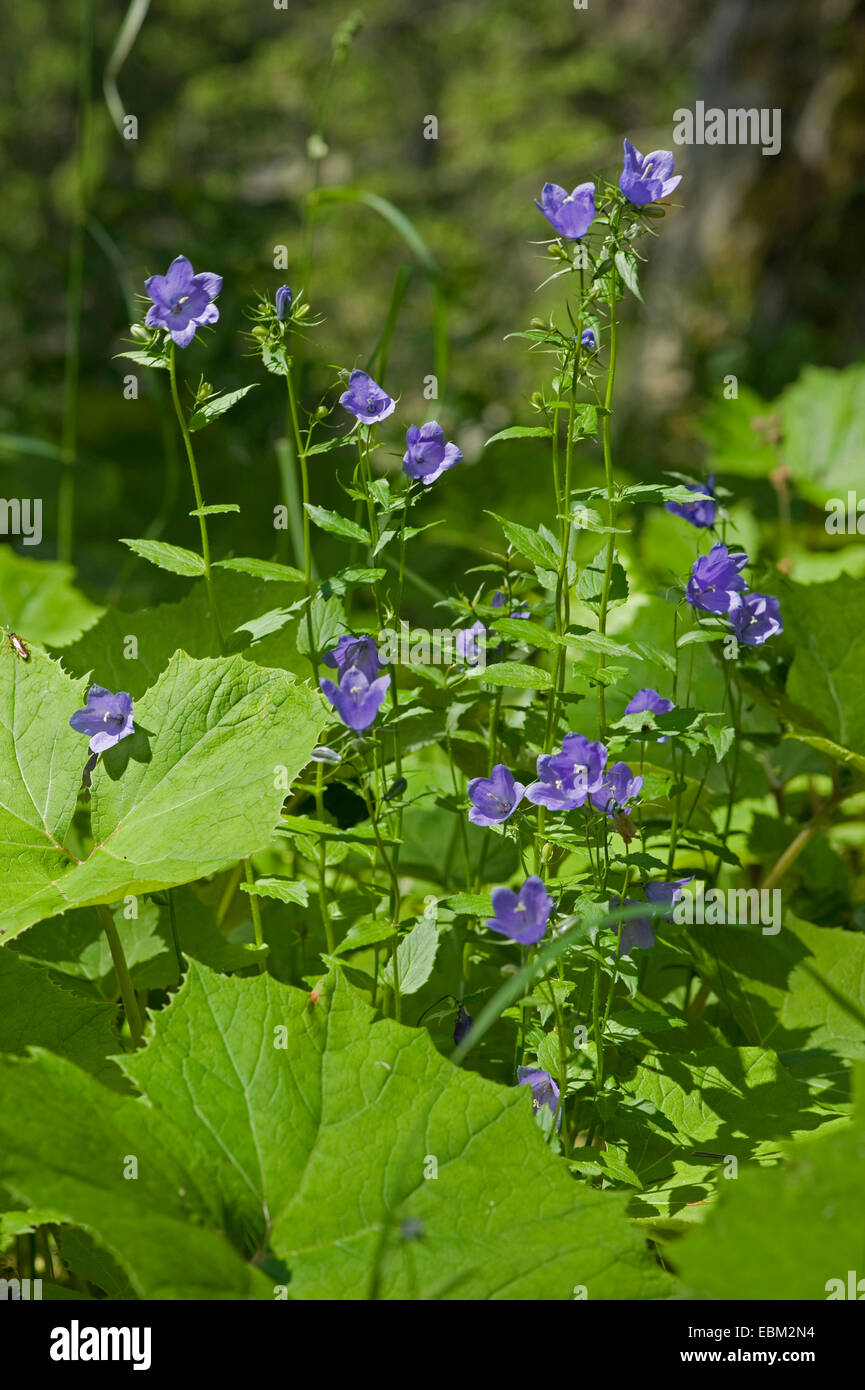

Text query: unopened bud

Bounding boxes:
[311,745,341,764]
[383,776,407,802]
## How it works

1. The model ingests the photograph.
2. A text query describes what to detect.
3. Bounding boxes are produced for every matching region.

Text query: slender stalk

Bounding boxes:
[545,350,580,751]
[167,887,184,977]
[314,761,335,954]
[546,979,571,1149]
[760,787,844,891]
[285,371,318,668]
[96,905,144,1048]
[243,859,266,970]
[167,344,224,652]
[369,739,403,1021]
[667,607,685,873]
[591,960,603,1092]
[711,663,742,886]
[596,266,620,737]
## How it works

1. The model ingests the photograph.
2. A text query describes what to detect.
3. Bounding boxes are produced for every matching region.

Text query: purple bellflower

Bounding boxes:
[467,763,525,827]
[535,182,596,239]
[686,543,749,615]
[320,665,390,732]
[487,876,553,945]
[644,876,694,911]
[517,1066,561,1126]
[666,475,716,529]
[580,328,597,350]
[145,255,222,348]
[619,140,682,205]
[275,285,292,321]
[728,592,784,646]
[69,686,135,754]
[611,877,693,957]
[455,620,487,667]
[625,688,674,742]
[592,761,644,816]
[492,591,530,621]
[525,734,607,812]
[339,369,395,425]
[610,898,656,957]
[323,635,383,683]
[625,688,674,720]
[403,422,463,485]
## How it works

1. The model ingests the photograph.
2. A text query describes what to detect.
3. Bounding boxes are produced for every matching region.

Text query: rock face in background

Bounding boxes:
[0,0,862,581]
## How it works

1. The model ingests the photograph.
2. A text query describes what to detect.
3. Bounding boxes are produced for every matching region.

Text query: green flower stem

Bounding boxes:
[596,275,620,738]
[545,352,580,749]
[96,905,144,1048]
[276,424,306,570]
[359,430,406,884]
[242,859,266,970]
[385,479,411,877]
[711,660,743,887]
[167,887,184,976]
[760,786,844,892]
[512,945,530,1075]
[601,853,631,1037]
[591,959,603,1094]
[537,350,581,867]
[285,371,318,669]
[216,862,243,926]
[445,729,472,886]
[167,344,224,653]
[667,606,685,873]
[360,740,402,1021]
[313,761,334,954]
[545,978,571,1148]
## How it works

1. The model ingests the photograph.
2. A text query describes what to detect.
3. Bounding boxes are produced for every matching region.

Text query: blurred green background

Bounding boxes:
[1,0,864,608]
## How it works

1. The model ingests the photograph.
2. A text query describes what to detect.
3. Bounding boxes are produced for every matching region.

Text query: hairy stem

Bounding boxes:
[96,905,144,1048]
[168,344,224,652]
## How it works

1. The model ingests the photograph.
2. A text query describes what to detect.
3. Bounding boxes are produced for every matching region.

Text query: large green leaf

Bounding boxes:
[0,650,325,939]
[779,364,865,504]
[688,918,865,1061]
[607,1042,841,1220]
[775,574,865,758]
[676,1064,865,1299]
[58,570,310,698]
[0,949,120,1086]
[0,547,103,646]
[9,889,265,988]
[0,964,672,1300]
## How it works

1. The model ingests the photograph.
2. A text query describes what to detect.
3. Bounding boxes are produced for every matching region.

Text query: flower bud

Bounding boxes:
[275,285,292,322]
[311,745,341,764]
[453,1005,473,1046]
[130,324,149,342]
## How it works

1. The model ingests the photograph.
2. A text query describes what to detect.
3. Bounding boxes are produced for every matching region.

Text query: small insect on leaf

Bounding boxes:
[4,629,30,661]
